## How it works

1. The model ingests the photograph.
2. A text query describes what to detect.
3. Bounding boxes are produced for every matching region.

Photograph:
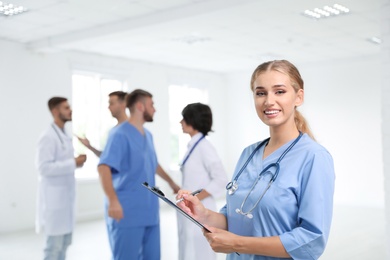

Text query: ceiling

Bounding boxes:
[0,0,382,72]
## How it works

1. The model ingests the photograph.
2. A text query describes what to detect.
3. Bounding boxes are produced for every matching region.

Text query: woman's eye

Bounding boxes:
[276,90,286,95]
[256,91,266,96]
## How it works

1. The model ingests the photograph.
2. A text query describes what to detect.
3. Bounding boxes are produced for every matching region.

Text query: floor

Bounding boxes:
[0,205,386,260]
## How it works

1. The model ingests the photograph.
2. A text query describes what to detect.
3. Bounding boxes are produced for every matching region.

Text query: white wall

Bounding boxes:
[225,56,384,208]
[300,57,383,207]
[0,40,73,232]
[381,0,390,258]
[0,39,227,233]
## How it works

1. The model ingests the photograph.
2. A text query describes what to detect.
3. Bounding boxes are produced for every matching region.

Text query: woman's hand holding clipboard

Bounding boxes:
[142,182,240,256]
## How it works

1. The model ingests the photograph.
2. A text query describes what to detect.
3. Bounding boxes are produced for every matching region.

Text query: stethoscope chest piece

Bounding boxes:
[226,181,238,195]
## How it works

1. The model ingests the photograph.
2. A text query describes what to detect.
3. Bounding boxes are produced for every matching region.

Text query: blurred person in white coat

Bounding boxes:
[178,103,228,260]
[35,97,87,260]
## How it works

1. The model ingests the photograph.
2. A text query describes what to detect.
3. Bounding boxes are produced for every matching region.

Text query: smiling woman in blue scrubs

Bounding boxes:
[177,60,335,260]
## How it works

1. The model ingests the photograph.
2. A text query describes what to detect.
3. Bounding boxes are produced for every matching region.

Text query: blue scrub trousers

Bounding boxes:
[107,224,160,260]
[44,233,72,260]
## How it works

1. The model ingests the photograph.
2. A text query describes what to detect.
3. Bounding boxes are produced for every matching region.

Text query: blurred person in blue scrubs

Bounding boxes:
[98,89,180,260]
[77,91,128,157]
[177,103,228,260]
[177,60,335,260]
[35,97,87,260]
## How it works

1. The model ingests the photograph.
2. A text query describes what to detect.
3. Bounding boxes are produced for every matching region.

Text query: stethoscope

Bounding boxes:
[51,123,66,150]
[226,132,303,219]
[179,135,205,168]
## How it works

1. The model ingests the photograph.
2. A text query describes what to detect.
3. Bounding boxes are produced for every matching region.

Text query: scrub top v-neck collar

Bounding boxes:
[261,136,301,163]
[124,122,148,150]
[126,121,146,137]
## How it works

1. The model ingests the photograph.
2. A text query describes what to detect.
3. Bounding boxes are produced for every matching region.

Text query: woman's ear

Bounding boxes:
[295,89,304,107]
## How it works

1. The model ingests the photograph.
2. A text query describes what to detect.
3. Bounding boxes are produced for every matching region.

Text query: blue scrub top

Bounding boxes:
[99,122,159,228]
[221,134,335,260]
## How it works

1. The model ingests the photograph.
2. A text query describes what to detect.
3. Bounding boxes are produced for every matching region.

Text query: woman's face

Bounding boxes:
[180,119,197,136]
[252,70,303,129]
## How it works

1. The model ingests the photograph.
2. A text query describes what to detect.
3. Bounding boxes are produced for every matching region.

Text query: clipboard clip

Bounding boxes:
[143,182,165,197]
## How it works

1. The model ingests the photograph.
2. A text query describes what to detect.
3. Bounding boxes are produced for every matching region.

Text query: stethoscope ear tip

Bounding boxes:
[235,208,253,219]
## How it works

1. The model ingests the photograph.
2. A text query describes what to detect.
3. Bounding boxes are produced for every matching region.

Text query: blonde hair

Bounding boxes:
[250,60,315,140]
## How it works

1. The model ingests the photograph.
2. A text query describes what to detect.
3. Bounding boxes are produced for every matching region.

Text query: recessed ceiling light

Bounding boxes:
[302,3,349,20]
[0,1,27,17]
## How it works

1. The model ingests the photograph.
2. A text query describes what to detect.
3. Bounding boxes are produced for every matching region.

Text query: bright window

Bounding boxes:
[168,84,208,170]
[72,73,128,179]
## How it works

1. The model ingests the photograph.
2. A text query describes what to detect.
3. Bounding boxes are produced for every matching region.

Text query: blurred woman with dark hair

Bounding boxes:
[177,103,228,260]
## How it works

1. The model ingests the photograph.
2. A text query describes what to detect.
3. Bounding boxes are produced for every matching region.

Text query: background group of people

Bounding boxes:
[35,59,335,260]
[36,88,227,259]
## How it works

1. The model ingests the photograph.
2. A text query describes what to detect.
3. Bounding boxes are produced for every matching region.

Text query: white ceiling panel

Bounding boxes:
[83,2,156,19]
[5,9,68,26]
[139,0,196,10]
[0,0,382,72]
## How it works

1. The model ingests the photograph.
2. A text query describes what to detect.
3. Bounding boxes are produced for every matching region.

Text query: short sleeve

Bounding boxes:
[99,132,126,173]
[219,204,227,217]
[280,150,335,260]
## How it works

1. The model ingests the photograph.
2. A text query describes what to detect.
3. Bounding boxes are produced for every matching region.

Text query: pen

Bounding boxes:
[176,189,203,203]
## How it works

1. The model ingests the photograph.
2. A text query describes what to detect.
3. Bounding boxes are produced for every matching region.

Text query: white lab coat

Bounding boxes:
[35,123,76,236]
[178,133,228,260]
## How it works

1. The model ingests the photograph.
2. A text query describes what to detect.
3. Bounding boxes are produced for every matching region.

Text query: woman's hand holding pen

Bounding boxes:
[176,189,209,223]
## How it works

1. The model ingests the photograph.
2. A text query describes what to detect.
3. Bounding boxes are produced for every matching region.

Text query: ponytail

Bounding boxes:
[294,110,315,141]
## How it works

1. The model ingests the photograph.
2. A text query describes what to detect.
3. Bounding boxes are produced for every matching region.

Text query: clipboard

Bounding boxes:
[142,182,211,233]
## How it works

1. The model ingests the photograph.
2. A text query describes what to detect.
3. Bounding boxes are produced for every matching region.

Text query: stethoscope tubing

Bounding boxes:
[226,132,303,191]
[226,138,270,190]
[51,123,67,150]
[228,132,303,218]
[179,134,205,167]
